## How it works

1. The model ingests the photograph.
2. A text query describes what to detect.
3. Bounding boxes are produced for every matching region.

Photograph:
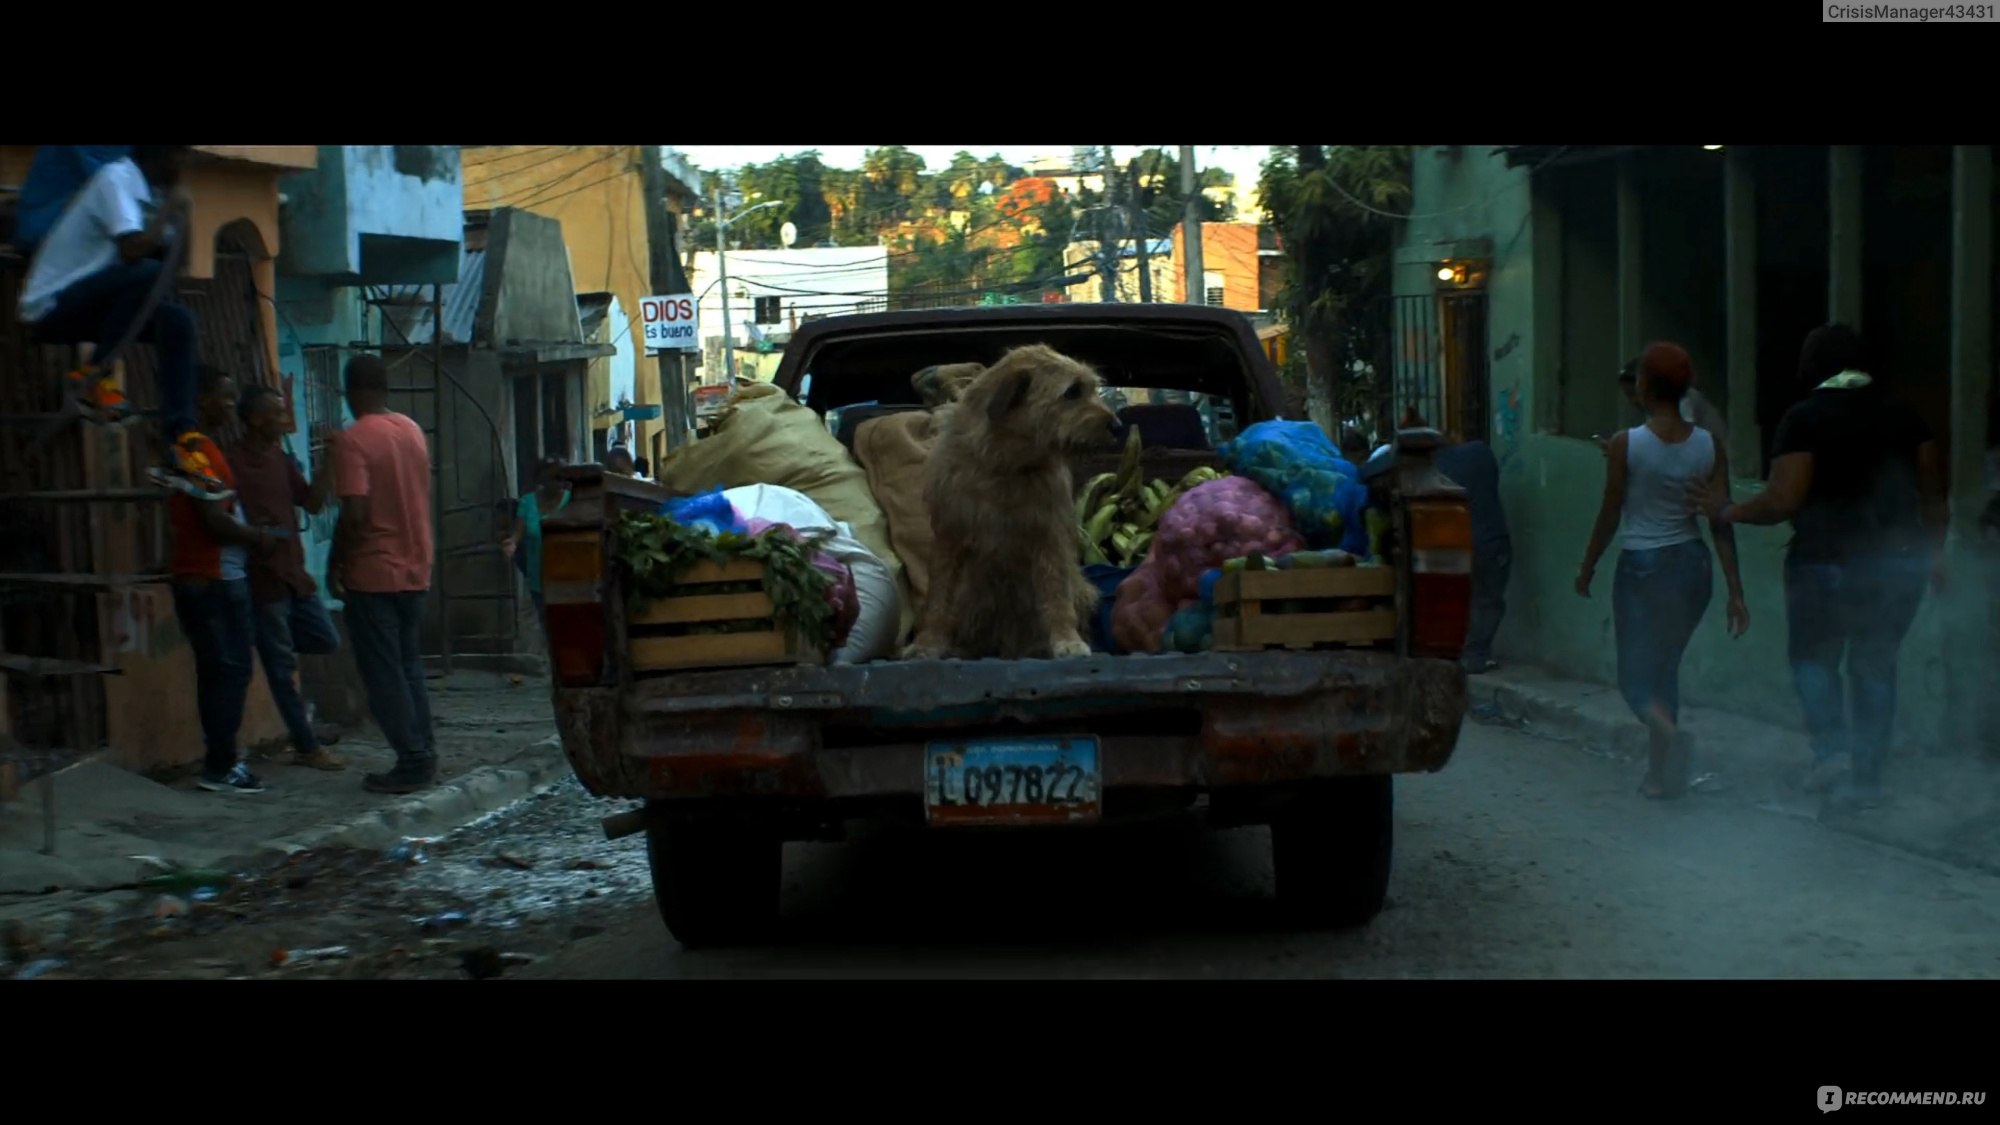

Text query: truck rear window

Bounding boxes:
[786,321,1262,425]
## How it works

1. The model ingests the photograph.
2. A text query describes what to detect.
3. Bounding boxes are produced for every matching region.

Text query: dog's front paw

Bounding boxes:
[1050,637,1093,660]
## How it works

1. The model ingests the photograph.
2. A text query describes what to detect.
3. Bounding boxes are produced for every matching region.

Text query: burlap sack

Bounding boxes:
[853,410,940,611]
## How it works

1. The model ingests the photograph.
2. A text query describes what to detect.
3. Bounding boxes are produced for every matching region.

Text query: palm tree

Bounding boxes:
[1259,145,1411,435]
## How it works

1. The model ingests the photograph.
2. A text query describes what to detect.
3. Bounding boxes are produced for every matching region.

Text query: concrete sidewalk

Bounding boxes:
[0,671,569,921]
[1470,664,2000,876]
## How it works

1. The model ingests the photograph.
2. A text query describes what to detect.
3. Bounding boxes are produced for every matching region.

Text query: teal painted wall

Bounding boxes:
[1394,146,1954,751]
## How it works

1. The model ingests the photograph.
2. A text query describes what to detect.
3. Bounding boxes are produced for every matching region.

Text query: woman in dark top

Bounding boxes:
[1700,325,1946,808]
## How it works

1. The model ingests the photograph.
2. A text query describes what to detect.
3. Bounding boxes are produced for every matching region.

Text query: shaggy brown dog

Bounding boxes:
[904,345,1119,661]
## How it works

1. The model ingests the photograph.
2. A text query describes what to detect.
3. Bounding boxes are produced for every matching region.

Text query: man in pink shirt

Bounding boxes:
[330,354,438,793]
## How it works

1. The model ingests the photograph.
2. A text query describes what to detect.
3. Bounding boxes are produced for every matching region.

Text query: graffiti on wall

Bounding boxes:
[1494,383,1523,470]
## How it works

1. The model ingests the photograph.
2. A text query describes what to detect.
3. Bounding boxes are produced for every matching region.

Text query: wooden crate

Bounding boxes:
[1210,565,1398,652]
[626,558,820,673]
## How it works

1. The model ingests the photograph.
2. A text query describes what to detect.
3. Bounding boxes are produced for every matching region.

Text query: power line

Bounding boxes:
[510,151,635,212]
[1315,146,1573,221]
[461,145,577,189]
[463,147,600,200]
[468,148,628,213]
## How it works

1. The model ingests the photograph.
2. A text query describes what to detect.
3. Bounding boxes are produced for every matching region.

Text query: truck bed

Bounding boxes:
[557,649,1467,803]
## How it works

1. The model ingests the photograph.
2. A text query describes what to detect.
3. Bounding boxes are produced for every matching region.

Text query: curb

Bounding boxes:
[1470,672,2000,879]
[1,735,576,971]
[239,734,572,862]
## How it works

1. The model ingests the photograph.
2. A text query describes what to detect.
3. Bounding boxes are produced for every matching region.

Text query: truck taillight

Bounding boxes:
[542,532,607,687]
[1406,500,1471,660]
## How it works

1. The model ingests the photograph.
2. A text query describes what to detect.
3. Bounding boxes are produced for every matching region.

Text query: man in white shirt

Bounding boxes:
[17,145,224,496]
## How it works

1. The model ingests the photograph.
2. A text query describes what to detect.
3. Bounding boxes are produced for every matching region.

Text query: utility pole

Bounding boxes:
[1097,146,1120,302]
[1128,156,1153,303]
[710,185,783,385]
[639,145,691,450]
[715,183,737,386]
[1179,144,1205,306]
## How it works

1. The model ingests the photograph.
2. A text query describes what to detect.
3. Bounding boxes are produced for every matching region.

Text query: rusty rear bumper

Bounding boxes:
[556,652,1467,802]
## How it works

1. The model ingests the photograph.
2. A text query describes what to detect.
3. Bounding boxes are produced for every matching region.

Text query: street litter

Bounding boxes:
[567,857,610,871]
[388,837,441,864]
[272,945,352,968]
[486,851,535,871]
[151,895,189,920]
[139,867,233,895]
[12,958,66,980]
[420,910,470,930]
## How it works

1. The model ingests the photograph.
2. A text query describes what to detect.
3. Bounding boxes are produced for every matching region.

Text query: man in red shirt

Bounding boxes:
[229,384,343,770]
[171,368,282,793]
[330,354,437,793]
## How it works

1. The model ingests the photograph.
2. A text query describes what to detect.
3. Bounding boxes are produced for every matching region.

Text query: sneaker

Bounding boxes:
[294,748,347,772]
[147,465,234,503]
[169,430,229,492]
[66,367,133,423]
[364,764,437,795]
[198,763,267,794]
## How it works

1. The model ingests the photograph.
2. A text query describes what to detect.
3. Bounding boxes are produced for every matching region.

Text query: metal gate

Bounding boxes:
[370,287,522,662]
[1383,291,1491,443]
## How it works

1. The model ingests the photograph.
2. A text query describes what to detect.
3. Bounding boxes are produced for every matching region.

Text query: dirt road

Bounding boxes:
[26,720,2000,980]
[518,721,2000,980]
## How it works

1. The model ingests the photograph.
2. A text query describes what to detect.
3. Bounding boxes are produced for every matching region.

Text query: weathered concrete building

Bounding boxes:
[460,146,701,458]
[1387,144,1996,754]
[275,145,465,589]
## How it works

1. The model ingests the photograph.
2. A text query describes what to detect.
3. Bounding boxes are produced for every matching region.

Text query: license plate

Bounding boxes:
[924,737,1101,826]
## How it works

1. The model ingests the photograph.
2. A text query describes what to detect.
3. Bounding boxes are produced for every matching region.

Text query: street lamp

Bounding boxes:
[714,190,785,386]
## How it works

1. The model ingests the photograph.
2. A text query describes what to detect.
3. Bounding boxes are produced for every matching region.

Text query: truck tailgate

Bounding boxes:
[557,651,1467,800]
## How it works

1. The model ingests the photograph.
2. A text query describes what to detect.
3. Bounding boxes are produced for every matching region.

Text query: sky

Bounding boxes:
[672,145,1272,214]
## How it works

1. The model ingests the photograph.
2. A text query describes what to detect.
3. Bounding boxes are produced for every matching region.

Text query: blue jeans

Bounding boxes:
[344,590,435,773]
[1612,539,1713,727]
[253,594,340,754]
[172,578,256,776]
[1785,551,1929,790]
[34,258,199,439]
[1464,537,1512,668]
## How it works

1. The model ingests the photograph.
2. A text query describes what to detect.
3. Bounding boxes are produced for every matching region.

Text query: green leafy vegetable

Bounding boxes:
[613,512,840,651]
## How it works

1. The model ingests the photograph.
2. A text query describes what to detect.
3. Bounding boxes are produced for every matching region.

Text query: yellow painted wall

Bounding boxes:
[461,146,665,452]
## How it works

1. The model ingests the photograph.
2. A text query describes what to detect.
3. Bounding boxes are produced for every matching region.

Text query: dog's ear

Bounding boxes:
[984,366,1033,423]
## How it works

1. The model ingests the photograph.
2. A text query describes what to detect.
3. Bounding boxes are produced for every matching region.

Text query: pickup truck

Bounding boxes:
[542,303,1472,949]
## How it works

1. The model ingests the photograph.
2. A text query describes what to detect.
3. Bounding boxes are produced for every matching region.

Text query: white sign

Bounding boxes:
[639,293,699,352]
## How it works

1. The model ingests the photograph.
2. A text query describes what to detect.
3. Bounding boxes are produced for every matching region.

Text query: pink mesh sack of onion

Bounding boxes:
[1110,477,1303,654]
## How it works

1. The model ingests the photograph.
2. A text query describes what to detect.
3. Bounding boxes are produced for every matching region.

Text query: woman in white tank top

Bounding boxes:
[1576,343,1749,800]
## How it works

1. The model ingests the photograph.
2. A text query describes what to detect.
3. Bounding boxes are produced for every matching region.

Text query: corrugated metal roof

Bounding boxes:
[388,246,485,346]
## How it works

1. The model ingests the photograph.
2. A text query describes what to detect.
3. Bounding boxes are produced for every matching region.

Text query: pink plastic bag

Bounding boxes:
[745,518,859,650]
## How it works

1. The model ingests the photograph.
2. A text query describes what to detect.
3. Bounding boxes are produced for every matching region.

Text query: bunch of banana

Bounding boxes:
[1077,429,1228,567]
